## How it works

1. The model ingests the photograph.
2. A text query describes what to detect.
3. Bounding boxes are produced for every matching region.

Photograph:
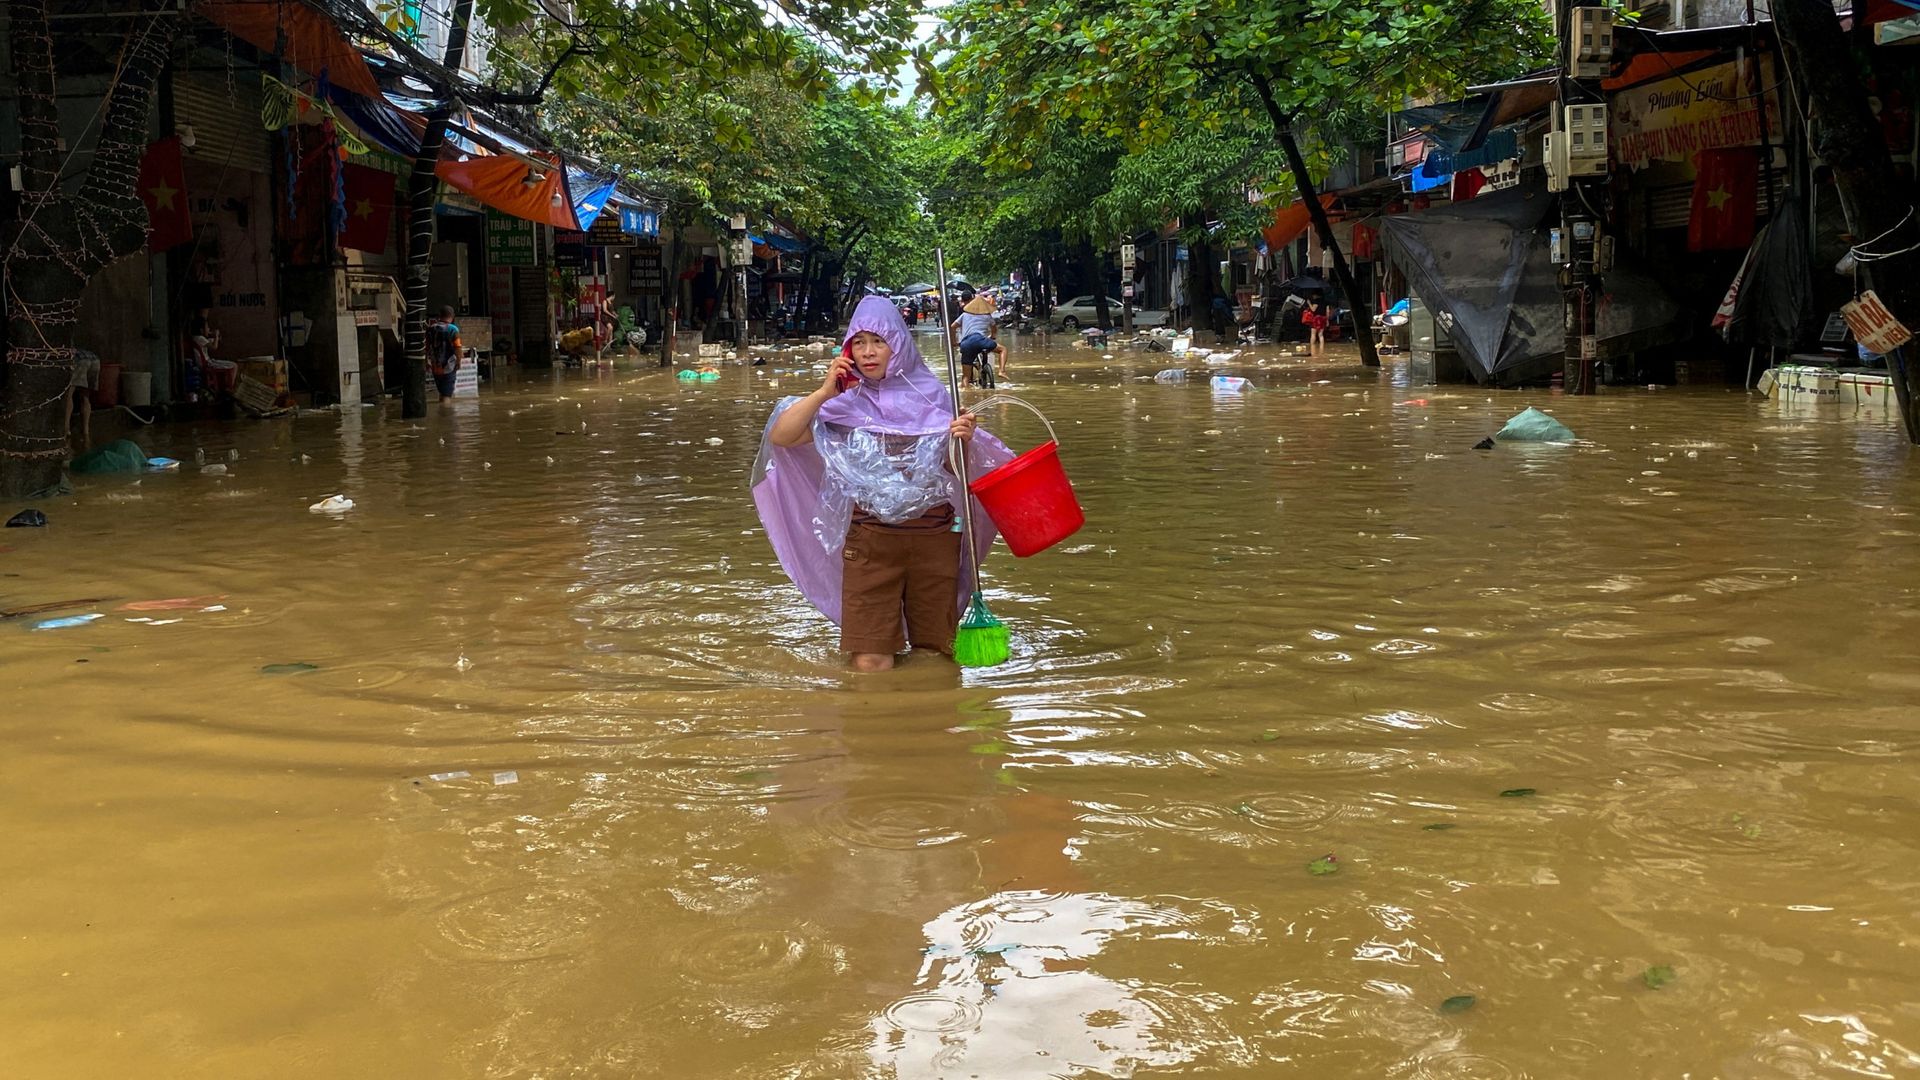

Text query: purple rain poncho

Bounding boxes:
[752,297,1014,626]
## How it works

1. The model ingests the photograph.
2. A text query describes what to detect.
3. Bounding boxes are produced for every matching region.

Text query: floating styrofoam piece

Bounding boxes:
[308,495,354,513]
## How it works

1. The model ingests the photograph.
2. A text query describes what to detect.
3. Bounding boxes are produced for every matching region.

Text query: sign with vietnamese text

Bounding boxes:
[1609,56,1781,170]
[628,242,664,295]
[485,209,538,266]
[553,232,589,271]
[1842,290,1915,356]
[586,213,633,248]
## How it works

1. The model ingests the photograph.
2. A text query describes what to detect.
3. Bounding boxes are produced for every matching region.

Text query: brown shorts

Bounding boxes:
[840,522,962,656]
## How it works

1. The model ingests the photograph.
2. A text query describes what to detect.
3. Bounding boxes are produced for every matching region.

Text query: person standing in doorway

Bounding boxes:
[427,306,463,400]
[66,347,100,450]
[1210,292,1234,346]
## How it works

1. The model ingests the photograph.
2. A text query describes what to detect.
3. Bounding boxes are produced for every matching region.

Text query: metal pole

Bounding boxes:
[1558,2,1602,395]
[933,247,982,596]
[729,213,749,350]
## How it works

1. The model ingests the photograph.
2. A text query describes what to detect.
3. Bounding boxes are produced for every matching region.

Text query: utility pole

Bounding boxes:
[728,213,750,350]
[1547,2,1616,394]
[1120,237,1136,334]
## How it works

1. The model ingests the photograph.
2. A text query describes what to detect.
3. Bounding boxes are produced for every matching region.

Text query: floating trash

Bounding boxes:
[32,614,103,631]
[1494,407,1576,443]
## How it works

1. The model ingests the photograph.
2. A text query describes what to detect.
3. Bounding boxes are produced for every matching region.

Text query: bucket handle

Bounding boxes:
[966,393,1059,450]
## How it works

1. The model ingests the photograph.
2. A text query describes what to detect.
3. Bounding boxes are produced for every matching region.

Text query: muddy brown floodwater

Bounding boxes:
[3,336,1918,1078]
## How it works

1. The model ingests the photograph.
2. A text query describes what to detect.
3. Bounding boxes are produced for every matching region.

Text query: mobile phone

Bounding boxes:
[836,346,859,390]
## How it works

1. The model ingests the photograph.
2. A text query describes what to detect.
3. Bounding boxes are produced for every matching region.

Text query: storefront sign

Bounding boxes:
[1842,289,1915,355]
[1609,56,1781,170]
[620,207,660,238]
[586,214,633,248]
[553,234,588,271]
[628,242,664,295]
[485,209,538,267]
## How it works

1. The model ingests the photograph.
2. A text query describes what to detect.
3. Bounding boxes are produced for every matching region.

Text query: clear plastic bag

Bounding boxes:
[814,418,957,525]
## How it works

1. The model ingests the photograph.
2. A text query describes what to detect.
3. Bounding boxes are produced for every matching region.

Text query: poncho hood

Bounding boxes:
[815,296,955,437]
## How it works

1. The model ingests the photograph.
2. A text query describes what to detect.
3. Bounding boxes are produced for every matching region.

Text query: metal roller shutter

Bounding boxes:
[1648,168,1790,230]
[174,69,271,175]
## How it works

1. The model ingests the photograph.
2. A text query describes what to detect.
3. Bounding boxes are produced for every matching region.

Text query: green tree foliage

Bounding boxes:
[933,0,1547,144]
[922,0,1549,281]
[476,0,918,130]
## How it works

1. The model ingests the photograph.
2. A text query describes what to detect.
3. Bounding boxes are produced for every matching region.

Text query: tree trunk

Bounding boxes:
[1774,0,1920,441]
[2,0,176,498]
[1191,233,1214,327]
[400,0,474,419]
[1248,72,1382,368]
[1079,237,1112,328]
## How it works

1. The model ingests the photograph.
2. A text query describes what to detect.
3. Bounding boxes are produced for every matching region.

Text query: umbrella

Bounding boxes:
[1278,272,1333,294]
[900,282,937,295]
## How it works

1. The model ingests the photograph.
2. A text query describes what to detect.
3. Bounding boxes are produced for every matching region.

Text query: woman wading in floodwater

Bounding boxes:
[752,297,1014,671]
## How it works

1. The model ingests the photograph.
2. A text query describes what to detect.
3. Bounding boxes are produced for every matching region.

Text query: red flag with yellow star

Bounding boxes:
[1688,147,1758,252]
[339,163,396,254]
[136,136,192,252]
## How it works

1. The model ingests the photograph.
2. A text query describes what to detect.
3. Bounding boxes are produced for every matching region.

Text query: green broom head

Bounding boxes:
[953,590,1010,668]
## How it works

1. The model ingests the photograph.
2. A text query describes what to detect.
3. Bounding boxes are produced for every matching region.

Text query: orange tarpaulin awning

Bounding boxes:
[1603,49,1719,91]
[1263,195,1337,252]
[197,0,381,100]
[435,153,580,231]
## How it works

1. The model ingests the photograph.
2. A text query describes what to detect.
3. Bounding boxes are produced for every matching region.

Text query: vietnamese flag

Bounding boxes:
[1688,147,1759,252]
[339,163,396,253]
[136,136,192,253]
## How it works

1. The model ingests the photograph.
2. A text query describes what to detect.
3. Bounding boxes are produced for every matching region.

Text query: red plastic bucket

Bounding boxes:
[93,362,122,408]
[971,435,1085,558]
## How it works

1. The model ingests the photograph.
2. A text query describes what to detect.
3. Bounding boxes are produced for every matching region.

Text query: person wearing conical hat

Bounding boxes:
[950,294,1004,389]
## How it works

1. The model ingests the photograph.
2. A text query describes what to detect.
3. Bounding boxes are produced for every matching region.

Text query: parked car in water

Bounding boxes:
[1047,295,1170,330]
